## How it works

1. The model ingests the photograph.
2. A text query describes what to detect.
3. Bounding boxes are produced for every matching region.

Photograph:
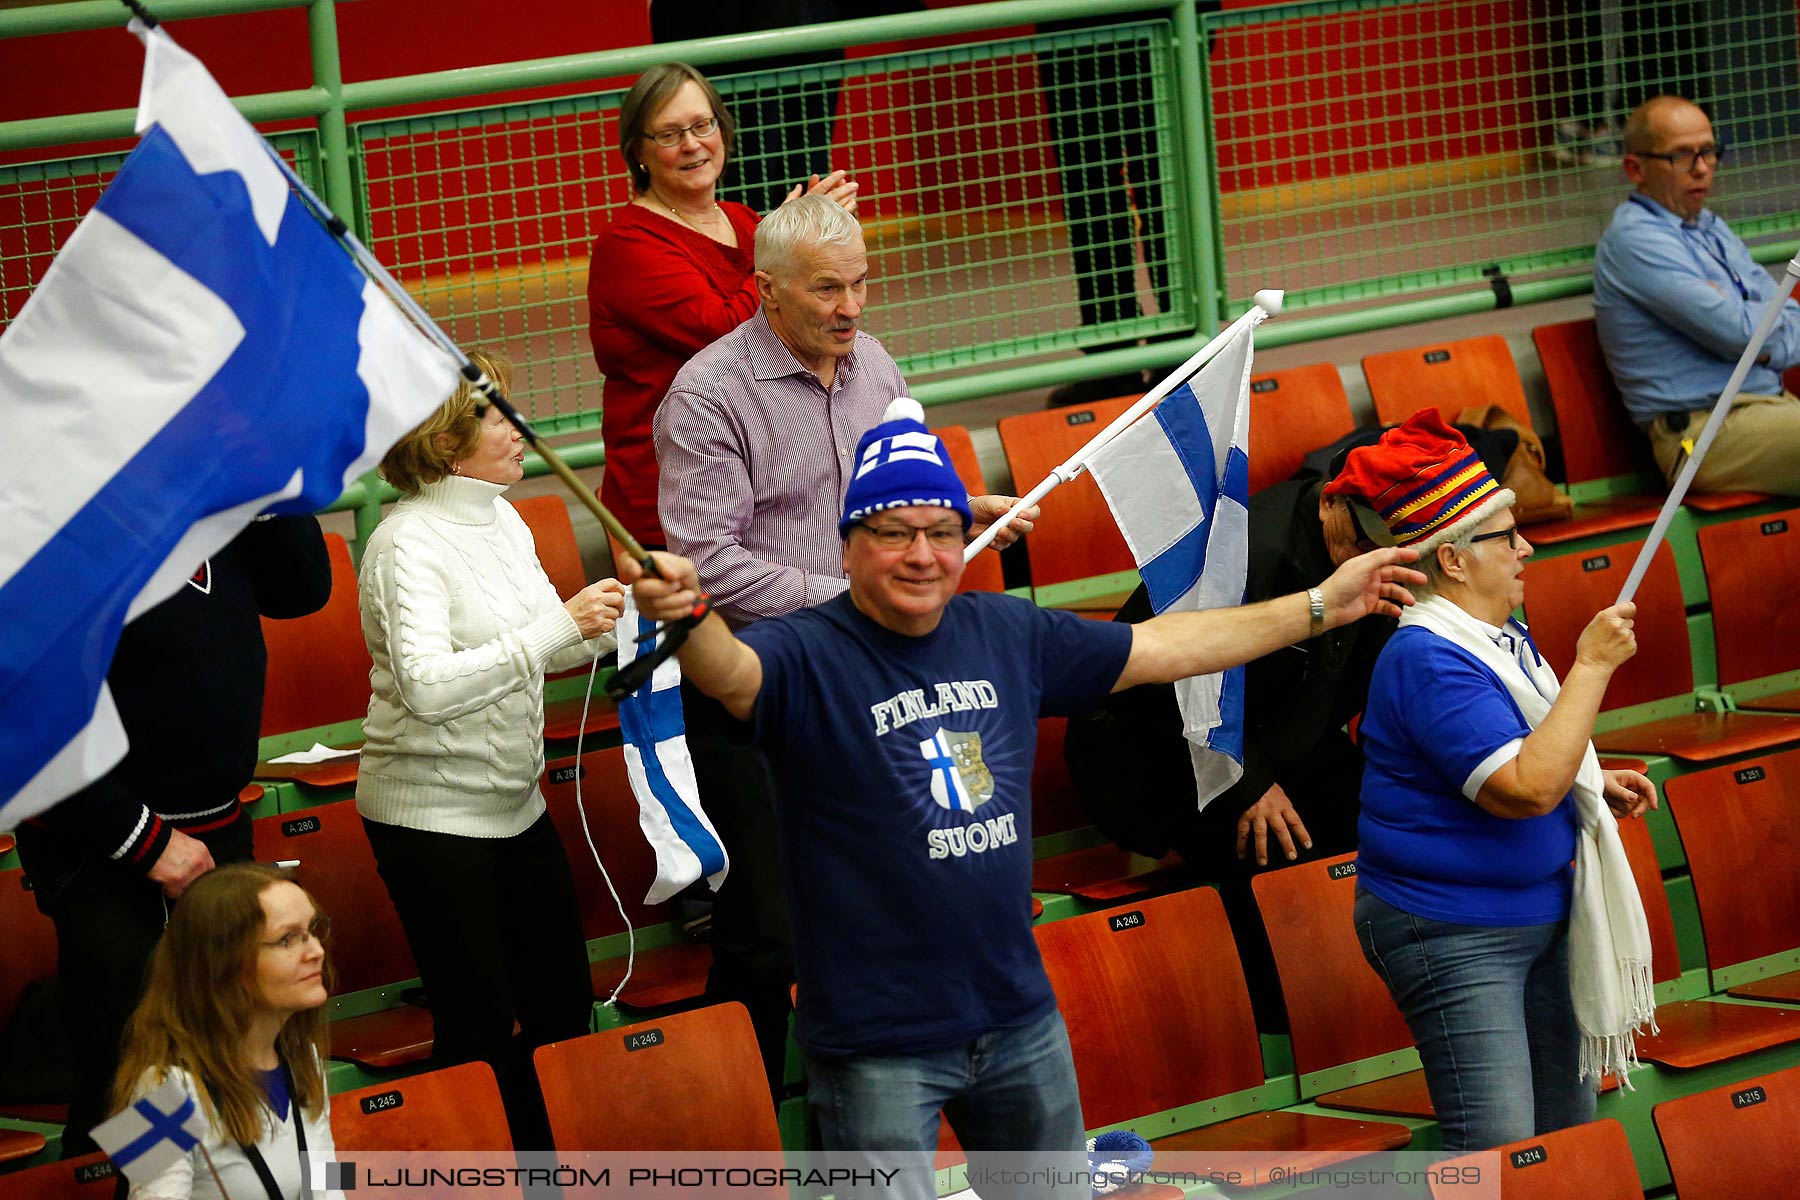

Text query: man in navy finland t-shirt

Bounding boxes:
[623,404,1421,1181]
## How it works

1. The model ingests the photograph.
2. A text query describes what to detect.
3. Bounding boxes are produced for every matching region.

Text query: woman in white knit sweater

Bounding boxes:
[356,349,621,1147]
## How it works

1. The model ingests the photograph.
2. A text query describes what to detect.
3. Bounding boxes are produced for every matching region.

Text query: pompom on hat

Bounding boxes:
[1323,408,1516,555]
[839,397,973,536]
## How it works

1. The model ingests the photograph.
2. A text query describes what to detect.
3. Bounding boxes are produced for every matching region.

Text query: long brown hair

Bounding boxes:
[110,864,333,1145]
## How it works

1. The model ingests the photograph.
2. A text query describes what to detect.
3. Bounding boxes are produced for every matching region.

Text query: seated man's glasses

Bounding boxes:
[859,522,964,551]
[643,116,720,148]
[1634,144,1723,173]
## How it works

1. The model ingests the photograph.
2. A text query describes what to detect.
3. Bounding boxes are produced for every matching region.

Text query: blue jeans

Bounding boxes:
[805,1006,1085,1200]
[1353,886,1596,1152]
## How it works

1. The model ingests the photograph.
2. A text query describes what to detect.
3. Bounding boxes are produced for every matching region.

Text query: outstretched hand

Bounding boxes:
[1319,545,1426,628]
[618,551,705,624]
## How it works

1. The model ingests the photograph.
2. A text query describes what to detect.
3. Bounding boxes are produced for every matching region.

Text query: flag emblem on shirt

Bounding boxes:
[919,729,993,812]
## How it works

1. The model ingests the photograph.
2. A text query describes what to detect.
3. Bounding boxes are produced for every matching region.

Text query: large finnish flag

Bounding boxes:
[1084,320,1254,810]
[615,592,728,904]
[0,25,457,820]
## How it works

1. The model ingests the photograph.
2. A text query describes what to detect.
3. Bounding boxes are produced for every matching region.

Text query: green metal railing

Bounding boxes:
[1205,0,1800,317]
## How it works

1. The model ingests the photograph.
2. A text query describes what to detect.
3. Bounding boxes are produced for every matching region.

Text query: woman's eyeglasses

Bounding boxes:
[262,916,331,953]
[1469,526,1520,550]
[643,116,720,148]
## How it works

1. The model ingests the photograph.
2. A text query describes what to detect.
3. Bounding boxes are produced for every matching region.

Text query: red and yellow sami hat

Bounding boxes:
[1322,409,1515,553]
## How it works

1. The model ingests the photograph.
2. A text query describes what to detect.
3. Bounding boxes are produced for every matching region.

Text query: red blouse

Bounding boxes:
[587,200,762,545]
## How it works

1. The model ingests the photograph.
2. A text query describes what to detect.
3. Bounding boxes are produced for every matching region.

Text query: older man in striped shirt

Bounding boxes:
[652,194,1030,1093]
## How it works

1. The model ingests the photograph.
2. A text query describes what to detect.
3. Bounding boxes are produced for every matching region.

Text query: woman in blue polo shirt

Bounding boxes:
[1325,410,1658,1153]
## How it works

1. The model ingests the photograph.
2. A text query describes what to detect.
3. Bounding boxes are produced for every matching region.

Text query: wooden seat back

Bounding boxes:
[1696,507,1800,687]
[1654,1062,1800,1199]
[1246,363,1356,493]
[1429,1117,1641,1199]
[260,532,371,737]
[1532,318,1657,484]
[997,396,1139,588]
[1520,539,1691,710]
[933,424,1006,594]
[1362,335,1534,429]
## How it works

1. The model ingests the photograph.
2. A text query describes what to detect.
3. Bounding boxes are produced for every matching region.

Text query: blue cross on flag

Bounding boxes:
[615,591,728,904]
[0,23,457,820]
[1083,318,1257,811]
[89,1075,209,1186]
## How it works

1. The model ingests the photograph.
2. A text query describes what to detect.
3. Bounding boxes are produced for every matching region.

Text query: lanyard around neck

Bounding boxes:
[238,1060,310,1200]
[1630,193,1748,300]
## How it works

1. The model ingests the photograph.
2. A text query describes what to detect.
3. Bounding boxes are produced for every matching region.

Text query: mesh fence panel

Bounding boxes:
[353,22,1189,428]
[1206,0,1800,315]
[0,133,321,330]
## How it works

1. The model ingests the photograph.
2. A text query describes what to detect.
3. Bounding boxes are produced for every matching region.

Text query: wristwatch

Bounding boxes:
[1308,587,1325,639]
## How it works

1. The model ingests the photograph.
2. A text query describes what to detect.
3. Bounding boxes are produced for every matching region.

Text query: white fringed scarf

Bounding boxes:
[1398,594,1658,1086]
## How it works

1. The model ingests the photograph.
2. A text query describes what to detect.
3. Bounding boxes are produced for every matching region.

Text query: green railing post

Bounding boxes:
[306,0,354,222]
[1172,0,1221,331]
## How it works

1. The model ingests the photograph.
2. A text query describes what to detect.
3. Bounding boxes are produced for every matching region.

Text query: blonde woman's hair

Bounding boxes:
[110,864,332,1146]
[379,349,512,494]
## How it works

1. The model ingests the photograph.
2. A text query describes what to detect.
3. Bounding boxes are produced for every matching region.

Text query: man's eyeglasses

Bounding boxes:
[857,523,964,551]
[643,116,720,148]
[1634,144,1724,173]
[262,916,331,954]
[1469,526,1521,551]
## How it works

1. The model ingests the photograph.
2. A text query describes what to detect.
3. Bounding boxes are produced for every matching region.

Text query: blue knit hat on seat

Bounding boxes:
[839,397,973,536]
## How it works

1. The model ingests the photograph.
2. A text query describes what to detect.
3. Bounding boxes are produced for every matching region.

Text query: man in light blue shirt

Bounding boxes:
[1593,95,1800,495]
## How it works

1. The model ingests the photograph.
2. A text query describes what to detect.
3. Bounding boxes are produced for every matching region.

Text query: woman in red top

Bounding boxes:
[588,62,857,546]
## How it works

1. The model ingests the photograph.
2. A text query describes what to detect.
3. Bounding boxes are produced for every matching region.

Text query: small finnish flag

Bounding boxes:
[89,1075,207,1185]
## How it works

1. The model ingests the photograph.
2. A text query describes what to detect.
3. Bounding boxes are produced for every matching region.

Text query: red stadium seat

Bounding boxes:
[1252,854,1429,1117]
[933,424,1006,594]
[1697,506,1800,711]
[1028,717,1187,900]
[1520,538,1800,763]
[1663,748,1800,1003]
[1616,815,1800,1069]
[332,1060,514,1155]
[1531,318,1766,514]
[252,802,432,1068]
[1429,1117,1641,1199]
[997,395,1139,593]
[255,533,368,789]
[534,1003,781,1167]
[0,866,66,1127]
[1363,335,1534,429]
[1246,363,1356,494]
[0,1151,118,1199]
[1654,1061,1800,1199]
[539,748,710,1010]
[1037,887,1412,1171]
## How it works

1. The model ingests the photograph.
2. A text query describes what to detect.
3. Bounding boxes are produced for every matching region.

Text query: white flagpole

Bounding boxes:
[1615,255,1800,604]
[963,289,1284,563]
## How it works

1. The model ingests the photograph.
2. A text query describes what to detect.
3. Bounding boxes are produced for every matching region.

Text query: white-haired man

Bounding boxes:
[1593,94,1800,495]
[628,403,1421,1195]
[652,194,1033,1093]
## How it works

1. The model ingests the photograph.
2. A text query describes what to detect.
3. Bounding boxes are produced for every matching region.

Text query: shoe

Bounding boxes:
[1047,370,1146,409]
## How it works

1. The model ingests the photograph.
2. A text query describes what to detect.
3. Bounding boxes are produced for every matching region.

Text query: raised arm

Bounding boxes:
[619,551,763,721]
[1112,546,1422,692]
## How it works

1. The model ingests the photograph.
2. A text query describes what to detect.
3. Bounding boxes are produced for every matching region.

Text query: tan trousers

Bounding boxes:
[1645,391,1800,496]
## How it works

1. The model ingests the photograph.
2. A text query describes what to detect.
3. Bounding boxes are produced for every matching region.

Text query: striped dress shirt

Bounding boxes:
[655,308,908,627]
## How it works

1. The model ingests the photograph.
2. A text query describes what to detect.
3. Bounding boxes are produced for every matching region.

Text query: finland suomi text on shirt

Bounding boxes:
[868,678,999,734]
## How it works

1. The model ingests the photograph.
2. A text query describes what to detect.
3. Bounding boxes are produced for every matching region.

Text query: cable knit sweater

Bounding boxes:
[356,476,615,838]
